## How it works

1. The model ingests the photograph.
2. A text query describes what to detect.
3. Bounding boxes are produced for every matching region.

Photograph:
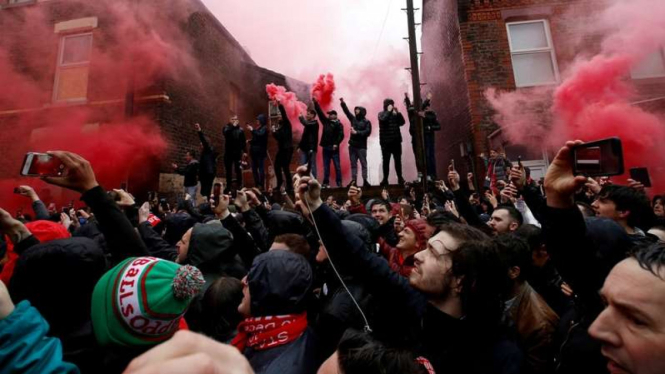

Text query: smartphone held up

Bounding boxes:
[572,138,624,178]
[20,153,65,177]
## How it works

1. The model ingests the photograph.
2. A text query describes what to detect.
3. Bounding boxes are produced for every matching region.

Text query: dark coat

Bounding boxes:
[273,104,294,151]
[250,115,269,157]
[314,101,344,149]
[406,97,441,138]
[223,124,247,157]
[244,250,319,374]
[9,237,108,374]
[176,160,199,187]
[341,102,371,149]
[198,130,218,176]
[298,116,320,153]
[378,99,406,147]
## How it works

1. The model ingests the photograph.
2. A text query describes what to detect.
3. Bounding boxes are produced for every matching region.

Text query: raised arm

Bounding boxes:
[313,99,329,126]
[340,99,356,123]
[196,123,212,152]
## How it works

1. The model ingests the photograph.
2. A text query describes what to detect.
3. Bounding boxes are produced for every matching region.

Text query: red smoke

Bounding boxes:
[486,0,665,191]
[0,0,205,210]
[266,83,308,123]
[310,73,336,111]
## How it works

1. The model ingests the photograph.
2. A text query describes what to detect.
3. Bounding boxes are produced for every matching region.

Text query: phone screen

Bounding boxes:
[573,138,624,177]
[21,153,65,177]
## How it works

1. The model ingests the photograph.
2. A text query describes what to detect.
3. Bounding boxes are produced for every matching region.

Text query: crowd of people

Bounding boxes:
[173,94,442,196]
[1,138,665,374]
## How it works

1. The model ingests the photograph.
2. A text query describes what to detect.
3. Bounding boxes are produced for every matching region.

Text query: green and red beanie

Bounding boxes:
[91,257,204,347]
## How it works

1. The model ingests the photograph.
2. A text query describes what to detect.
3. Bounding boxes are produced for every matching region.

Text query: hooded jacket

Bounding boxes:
[341,101,372,149]
[9,237,108,373]
[243,250,319,374]
[223,123,247,157]
[298,115,320,153]
[250,115,269,157]
[176,159,200,188]
[187,222,245,284]
[273,104,294,151]
[405,97,441,138]
[378,98,406,147]
[314,100,344,149]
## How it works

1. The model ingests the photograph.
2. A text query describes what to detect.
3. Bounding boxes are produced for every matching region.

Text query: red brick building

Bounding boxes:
[0,0,305,202]
[421,0,665,182]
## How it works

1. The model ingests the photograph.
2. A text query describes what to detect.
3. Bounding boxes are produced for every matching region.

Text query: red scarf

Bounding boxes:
[232,313,308,351]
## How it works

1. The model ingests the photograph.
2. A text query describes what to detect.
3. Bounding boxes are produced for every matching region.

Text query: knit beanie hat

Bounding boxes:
[91,257,205,347]
[405,219,430,250]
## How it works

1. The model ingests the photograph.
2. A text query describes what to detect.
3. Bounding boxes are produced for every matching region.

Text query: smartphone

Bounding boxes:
[630,167,652,188]
[20,153,65,177]
[450,159,456,170]
[573,138,624,177]
[517,156,523,168]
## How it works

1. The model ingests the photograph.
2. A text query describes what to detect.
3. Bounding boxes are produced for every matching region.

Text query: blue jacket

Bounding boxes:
[0,301,80,374]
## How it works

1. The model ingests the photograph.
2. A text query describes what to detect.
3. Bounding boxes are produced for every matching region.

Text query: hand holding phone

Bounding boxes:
[629,167,652,188]
[20,153,65,177]
[36,151,99,193]
[572,138,624,177]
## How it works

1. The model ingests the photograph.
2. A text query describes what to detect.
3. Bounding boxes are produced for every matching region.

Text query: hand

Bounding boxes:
[447,165,460,191]
[485,190,499,209]
[69,209,80,229]
[294,166,322,216]
[500,184,518,204]
[351,128,357,135]
[421,202,431,216]
[435,180,448,192]
[444,200,460,218]
[194,123,201,132]
[213,195,231,218]
[585,177,602,194]
[508,165,526,190]
[16,185,39,202]
[467,173,475,191]
[124,330,253,374]
[417,111,426,118]
[627,179,646,193]
[0,208,31,245]
[139,202,151,224]
[333,145,338,151]
[0,281,15,320]
[244,189,262,208]
[42,151,99,194]
[245,125,252,132]
[60,212,72,229]
[234,191,250,212]
[561,282,574,297]
[348,186,362,205]
[77,209,91,220]
[114,189,136,207]
[339,97,344,103]
[394,215,404,233]
[426,92,433,100]
[172,163,178,170]
[544,141,587,209]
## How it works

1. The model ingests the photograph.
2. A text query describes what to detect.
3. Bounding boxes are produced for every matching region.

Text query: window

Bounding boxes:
[506,20,560,88]
[53,33,92,102]
[631,49,665,79]
[229,83,239,114]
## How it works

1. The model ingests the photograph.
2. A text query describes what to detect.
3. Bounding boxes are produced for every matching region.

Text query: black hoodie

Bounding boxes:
[378,98,406,147]
[341,101,372,149]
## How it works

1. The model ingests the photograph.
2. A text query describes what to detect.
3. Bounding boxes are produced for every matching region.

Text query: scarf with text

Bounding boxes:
[232,313,308,351]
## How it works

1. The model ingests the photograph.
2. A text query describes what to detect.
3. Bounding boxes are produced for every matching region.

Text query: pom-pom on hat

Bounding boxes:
[91,257,204,347]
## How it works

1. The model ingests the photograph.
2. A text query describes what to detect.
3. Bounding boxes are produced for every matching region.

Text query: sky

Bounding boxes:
[203,0,423,82]
[201,0,424,183]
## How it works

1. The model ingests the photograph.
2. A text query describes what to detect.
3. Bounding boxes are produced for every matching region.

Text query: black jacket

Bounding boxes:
[244,250,319,374]
[341,102,371,149]
[312,205,523,374]
[198,130,218,176]
[298,116,320,152]
[405,97,441,138]
[314,101,344,148]
[176,160,199,187]
[273,104,294,151]
[223,124,247,157]
[378,99,406,147]
[250,126,268,157]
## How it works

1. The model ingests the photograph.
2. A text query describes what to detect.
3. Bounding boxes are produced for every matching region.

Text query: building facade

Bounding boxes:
[0,0,304,203]
[421,0,665,183]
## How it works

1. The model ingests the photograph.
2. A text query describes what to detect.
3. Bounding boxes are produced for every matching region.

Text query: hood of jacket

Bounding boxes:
[257,114,267,127]
[187,222,236,273]
[354,106,367,121]
[9,237,107,338]
[341,220,373,252]
[383,98,395,111]
[345,213,380,243]
[248,250,313,317]
[585,217,634,281]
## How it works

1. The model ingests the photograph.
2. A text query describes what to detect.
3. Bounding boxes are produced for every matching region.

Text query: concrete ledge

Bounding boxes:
[54,16,98,33]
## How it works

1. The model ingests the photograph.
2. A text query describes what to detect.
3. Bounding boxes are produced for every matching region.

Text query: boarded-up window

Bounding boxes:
[53,33,92,102]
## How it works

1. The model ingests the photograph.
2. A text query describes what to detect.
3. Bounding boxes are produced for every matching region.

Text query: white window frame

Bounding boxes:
[506,19,560,88]
[630,48,665,80]
[52,32,92,103]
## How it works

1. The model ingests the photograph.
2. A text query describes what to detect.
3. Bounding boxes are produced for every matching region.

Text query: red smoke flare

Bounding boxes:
[266,83,308,123]
[310,73,336,111]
